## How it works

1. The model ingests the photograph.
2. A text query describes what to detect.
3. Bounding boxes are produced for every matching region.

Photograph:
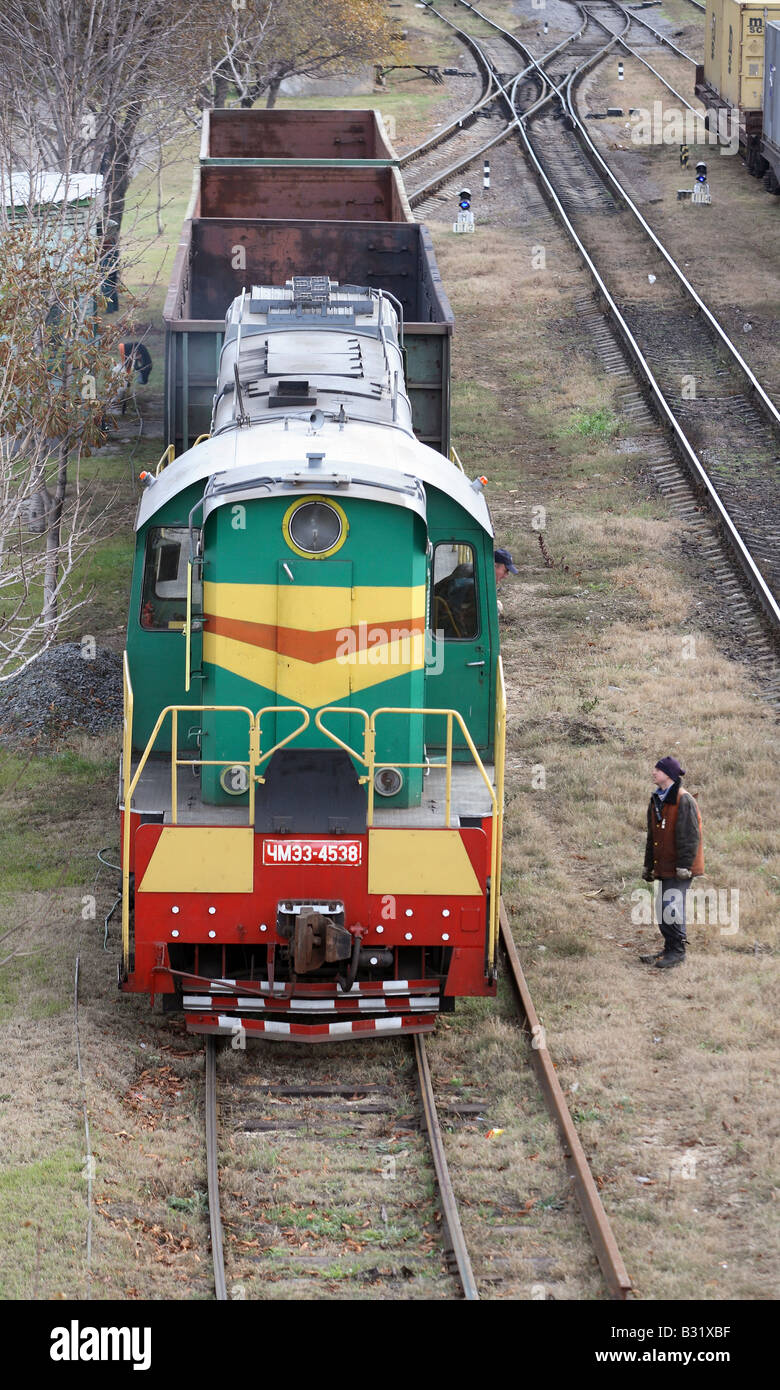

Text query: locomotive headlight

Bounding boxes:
[374,766,403,797]
[283,497,348,558]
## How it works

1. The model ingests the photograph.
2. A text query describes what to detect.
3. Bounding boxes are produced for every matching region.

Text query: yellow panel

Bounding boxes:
[368,830,482,896]
[139,828,254,893]
[204,581,425,630]
[353,587,426,624]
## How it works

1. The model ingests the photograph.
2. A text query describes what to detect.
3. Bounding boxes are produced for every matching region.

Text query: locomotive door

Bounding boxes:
[426,539,491,751]
[272,558,353,753]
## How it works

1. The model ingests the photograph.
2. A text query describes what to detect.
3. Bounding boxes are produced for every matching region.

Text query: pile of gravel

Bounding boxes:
[0,641,124,746]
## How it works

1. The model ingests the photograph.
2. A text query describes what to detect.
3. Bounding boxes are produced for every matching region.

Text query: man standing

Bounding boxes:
[640,756,704,969]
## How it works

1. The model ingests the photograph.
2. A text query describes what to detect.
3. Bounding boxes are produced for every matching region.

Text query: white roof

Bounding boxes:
[1,171,103,211]
[136,416,493,536]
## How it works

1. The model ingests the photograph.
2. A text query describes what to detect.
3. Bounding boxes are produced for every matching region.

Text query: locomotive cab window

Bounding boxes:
[431,543,479,640]
[140,526,201,631]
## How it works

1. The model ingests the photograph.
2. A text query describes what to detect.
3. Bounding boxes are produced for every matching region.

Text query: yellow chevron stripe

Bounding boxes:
[203,581,426,629]
[203,631,424,705]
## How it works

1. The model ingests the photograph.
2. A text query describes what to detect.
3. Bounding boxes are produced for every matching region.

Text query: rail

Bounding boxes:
[205,1037,227,1301]
[499,902,632,1300]
[414,1034,479,1298]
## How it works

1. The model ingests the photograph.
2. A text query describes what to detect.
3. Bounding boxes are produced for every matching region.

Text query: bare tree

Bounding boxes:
[0,174,122,679]
[198,0,393,110]
[0,0,196,234]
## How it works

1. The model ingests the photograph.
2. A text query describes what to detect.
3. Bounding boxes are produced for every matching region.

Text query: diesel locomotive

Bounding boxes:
[120,275,505,1040]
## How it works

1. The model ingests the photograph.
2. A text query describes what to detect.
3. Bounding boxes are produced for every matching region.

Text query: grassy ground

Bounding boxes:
[428,148,778,1297]
[0,0,777,1303]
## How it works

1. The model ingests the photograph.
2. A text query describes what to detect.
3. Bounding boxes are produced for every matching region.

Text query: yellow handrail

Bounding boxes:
[193,433,210,446]
[449,445,466,474]
[184,561,193,692]
[121,652,134,971]
[120,687,503,974]
[314,706,370,773]
[254,706,311,778]
[155,444,175,475]
[492,657,507,965]
[368,705,499,967]
[126,704,256,822]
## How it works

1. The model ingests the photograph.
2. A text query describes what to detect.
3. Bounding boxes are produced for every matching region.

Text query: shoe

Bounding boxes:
[640,951,665,964]
[654,953,685,969]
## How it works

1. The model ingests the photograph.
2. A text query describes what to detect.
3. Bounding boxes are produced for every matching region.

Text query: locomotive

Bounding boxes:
[120,272,505,1041]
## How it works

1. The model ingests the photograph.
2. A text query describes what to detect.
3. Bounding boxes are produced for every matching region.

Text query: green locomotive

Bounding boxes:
[121,277,505,1040]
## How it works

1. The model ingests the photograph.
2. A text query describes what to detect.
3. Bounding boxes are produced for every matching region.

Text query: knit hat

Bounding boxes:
[655,756,685,780]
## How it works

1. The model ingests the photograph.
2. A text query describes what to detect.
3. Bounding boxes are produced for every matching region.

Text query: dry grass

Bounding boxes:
[423,123,779,1298]
[1,0,777,1304]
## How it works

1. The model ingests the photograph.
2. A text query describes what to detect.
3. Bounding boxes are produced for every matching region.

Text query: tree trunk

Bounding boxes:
[43,440,68,628]
[155,133,165,236]
[212,71,230,108]
[265,77,283,109]
[100,98,145,234]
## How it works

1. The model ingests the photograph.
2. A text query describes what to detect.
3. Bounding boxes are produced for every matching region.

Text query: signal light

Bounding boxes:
[139,471,154,488]
[695,161,707,183]
[458,187,472,211]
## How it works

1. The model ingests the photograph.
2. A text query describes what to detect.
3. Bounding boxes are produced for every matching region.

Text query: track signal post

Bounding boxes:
[453,187,475,233]
[692,160,711,205]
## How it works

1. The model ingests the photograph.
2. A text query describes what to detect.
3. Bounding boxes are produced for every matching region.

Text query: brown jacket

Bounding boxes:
[644,782,704,879]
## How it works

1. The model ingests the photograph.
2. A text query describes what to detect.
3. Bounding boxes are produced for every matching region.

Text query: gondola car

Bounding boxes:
[120,280,505,1041]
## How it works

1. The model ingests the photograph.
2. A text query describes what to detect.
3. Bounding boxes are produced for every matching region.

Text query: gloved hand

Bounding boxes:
[642,867,654,882]
[675,867,693,880]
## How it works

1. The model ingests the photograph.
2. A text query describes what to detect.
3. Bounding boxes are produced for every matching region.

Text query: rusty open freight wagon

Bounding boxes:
[163,214,452,455]
[196,161,412,222]
[199,106,399,165]
[164,107,453,457]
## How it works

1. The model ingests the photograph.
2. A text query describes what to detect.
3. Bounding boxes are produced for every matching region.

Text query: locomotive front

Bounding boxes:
[120,279,505,1040]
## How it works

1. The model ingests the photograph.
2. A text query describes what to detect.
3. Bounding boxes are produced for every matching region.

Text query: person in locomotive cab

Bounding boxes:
[640,757,704,969]
[493,546,518,617]
[433,546,518,636]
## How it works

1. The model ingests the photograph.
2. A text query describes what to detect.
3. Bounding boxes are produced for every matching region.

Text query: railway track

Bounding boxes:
[418,0,780,686]
[401,5,547,207]
[203,1032,479,1300]
[202,902,631,1301]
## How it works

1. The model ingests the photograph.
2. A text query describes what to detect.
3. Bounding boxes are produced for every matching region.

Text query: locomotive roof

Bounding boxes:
[136,414,493,535]
[211,279,414,437]
[139,278,493,535]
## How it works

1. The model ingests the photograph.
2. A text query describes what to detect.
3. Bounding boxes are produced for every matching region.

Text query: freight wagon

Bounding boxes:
[199,107,399,165]
[695,0,780,174]
[761,20,780,191]
[164,111,453,457]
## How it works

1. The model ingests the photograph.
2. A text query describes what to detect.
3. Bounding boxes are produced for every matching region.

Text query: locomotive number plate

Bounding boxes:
[262,838,363,866]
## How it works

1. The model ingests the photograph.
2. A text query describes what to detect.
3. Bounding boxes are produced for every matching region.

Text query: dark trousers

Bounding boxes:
[656,878,689,956]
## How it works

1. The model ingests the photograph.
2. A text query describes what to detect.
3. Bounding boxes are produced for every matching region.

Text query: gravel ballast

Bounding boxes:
[0,642,123,746]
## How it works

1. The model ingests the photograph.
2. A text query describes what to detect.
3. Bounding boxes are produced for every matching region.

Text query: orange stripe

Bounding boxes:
[206,614,425,665]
